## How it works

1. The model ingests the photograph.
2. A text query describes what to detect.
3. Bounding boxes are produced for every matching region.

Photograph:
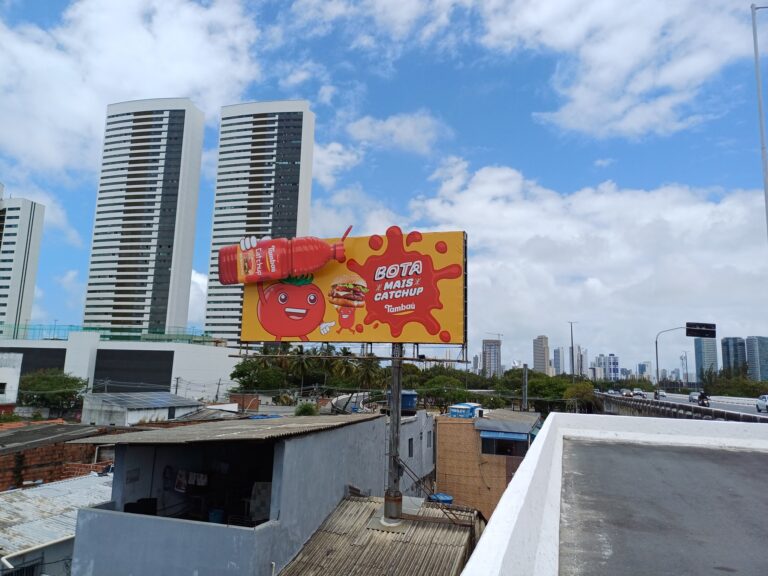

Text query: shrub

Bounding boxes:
[294,403,318,416]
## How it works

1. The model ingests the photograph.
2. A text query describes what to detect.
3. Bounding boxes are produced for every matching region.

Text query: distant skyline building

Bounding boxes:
[694,338,718,383]
[721,337,747,375]
[746,336,768,381]
[205,100,315,347]
[83,98,204,338]
[482,339,502,378]
[569,344,588,377]
[472,354,479,374]
[0,184,44,338]
[553,347,567,375]
[637,361,652,381]
[532,335,550,375]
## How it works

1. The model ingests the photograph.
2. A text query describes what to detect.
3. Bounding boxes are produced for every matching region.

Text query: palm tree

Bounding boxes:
[289,346,315,390]
[356,355,383,390]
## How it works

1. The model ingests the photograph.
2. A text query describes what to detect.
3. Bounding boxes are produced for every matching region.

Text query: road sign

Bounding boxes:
[686,322,716,338]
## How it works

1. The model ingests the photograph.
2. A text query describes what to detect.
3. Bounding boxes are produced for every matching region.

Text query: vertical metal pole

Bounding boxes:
[752,4,768,243]
[569,321,576,384]
[655,338,660,386]
[522,363,528,411]
[384,342,403,523]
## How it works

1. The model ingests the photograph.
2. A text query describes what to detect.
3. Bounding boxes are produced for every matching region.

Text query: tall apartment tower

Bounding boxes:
[720,337,747,375]
[205,101,315,347]
[746,336,768,381]
[532,335,550,375]
[0,184,44,338]
[694,337,718,383]
[482,339,502,378]
[553,347,567,375]
[83,99,204,338]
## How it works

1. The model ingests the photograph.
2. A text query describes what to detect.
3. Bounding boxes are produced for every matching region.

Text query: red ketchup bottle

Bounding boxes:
[218,228,351,285]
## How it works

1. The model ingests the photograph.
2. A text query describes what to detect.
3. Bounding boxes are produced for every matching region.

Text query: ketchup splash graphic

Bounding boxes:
[348,226,462,339]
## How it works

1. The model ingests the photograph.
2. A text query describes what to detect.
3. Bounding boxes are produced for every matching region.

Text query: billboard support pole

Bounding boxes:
[384,342,403,523]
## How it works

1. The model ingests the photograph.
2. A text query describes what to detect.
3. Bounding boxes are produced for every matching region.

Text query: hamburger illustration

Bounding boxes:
[328,273,369,308]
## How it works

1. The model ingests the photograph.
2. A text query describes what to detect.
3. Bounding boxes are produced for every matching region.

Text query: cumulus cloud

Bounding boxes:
[409,157,768,366]
[0,0,260,173]
[11,185,83,246]
[310,184,405,238]
[187,269,208,327]
[347,110,450,155]
[313,142,363,188]
[285,0,748,138]
[54,269,85,310]
[594,158,615,168]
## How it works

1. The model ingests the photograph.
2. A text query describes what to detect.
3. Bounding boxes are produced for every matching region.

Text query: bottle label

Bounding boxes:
[238,244,282,283]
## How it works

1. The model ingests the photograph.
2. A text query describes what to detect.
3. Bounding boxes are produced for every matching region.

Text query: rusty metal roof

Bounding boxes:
[0,474,113,556]
[279,496,481,576]
[68,413,383,445]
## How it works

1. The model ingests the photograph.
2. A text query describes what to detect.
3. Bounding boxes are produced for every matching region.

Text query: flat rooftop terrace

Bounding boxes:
[461,413,768,576]
[560,440,767,576]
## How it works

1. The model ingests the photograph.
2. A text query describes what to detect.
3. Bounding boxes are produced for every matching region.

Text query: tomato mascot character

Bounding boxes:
[335,306,356,334]
[256,275,335,341]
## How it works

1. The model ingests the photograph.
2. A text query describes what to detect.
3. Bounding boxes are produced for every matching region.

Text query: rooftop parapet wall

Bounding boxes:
[461,413,768,576]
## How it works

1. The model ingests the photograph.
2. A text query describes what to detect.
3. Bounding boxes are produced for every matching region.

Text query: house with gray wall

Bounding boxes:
[69,414,386,576]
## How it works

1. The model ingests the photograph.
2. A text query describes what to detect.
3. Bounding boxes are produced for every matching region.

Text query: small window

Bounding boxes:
[408,438,414,458]
[427,430,432,448]
[481,438,528,457]
[0,382,6,395]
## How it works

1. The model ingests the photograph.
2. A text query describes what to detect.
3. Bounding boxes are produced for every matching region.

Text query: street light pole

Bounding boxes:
[751,4,768,243]
[655,326,685,385]
[568,321,577,384]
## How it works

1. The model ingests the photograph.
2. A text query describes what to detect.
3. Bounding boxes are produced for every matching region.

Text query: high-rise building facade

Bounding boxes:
[83,98,204,338]
[596,353,620,381]
[637,361,652,380]
[553,346,567,375]
[721,337,747,375]
[205,101,315,347]
[482,339,502,378]
[694,338,718,383]
[746,336,768,381]
[532,335,550,375]
[0,184,44,338]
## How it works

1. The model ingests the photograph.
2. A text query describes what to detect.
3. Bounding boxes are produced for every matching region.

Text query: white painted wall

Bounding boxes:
[462,414,768,576]
[0,353,21,403]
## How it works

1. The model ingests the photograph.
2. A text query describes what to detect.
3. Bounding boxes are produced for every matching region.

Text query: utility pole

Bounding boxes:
[568,321,577,384]
[384,342,403,524]
[522,363,528,411]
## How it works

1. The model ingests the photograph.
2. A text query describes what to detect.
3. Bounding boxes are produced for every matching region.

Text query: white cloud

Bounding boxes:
[411,156,768,367]
[318,84,337,105]
[313,142,363,188]
[276,59,328,90]
[187,269,208,327]
[10,185,83,246]
[310,184,405,238]
[347,110,450,155]
[31,286,47,322]
[594,158,615,168]
[0,0,260,173]
[285,0,748,138]
[54,269,85,310]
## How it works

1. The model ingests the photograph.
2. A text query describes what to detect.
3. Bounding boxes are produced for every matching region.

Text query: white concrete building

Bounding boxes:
[0,183,44,339]
[205,101,315,348]
[482,339,502,378]
[83,98,204,338]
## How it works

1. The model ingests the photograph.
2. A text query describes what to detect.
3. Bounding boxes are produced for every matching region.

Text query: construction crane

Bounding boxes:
[485,332,503,341]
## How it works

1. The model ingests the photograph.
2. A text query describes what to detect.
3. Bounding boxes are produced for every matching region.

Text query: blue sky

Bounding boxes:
[1,0,766,375]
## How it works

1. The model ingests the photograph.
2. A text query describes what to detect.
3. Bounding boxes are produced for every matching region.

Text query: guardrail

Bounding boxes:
[599,394,768,423]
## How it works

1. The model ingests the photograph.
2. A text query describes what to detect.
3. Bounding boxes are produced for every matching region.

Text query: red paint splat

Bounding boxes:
[355,324,364,333]
[406,231,422,246]
[348,226,462,339]
[435,240,447,254]
[373,323,380,329]
[369,235,383,251]
[440,331,451,343]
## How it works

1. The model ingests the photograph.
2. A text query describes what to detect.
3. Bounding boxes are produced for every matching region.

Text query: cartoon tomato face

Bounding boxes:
[257,281,326,338]
[337,306,355,328]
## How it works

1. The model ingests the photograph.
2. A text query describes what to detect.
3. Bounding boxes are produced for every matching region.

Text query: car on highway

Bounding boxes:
[632,388,646,398]
[757,395,768,413]
[657,390,667,398]
[621,389,633,397]
[607,389,618,395]
[688,391,701,403]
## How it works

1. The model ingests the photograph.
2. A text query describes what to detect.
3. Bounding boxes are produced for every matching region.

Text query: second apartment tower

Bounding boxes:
[84,99,204,337]
[205,101,315,347]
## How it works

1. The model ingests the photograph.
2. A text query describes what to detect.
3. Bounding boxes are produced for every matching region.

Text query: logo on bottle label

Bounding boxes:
[266,245,278,273]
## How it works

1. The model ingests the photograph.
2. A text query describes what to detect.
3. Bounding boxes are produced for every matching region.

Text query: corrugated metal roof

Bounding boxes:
[83,392,202,409]
[474,410,541,434]
[0,423,107,455]
[280,496,480,576]
[0,474,113,556]
[69,413,383,445]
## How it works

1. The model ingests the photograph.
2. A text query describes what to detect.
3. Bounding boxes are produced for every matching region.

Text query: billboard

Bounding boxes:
[235,226,466,344]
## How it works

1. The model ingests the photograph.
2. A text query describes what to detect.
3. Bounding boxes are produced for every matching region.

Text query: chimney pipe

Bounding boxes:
[383,342,403,523]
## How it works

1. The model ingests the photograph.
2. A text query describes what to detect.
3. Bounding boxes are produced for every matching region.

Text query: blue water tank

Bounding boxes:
[428,493,454,505]
[386,389,419,411]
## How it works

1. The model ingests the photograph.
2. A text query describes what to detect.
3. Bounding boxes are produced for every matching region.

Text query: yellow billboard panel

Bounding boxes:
[240,226,466,344]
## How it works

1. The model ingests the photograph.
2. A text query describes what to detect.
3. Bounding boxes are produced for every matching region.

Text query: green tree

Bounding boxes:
[294,402,318,416]
[18,369,87,411]
[356,356,383,389]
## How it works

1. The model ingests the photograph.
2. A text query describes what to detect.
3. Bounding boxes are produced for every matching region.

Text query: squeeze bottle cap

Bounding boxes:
[331,242,345,262]
[218,245,239,285]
